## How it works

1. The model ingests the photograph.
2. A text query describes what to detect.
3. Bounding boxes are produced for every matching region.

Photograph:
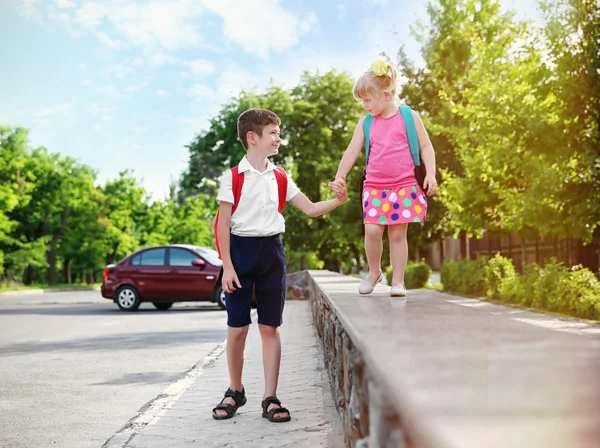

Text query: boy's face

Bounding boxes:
[360,91,392,116]
[249,123,281,156]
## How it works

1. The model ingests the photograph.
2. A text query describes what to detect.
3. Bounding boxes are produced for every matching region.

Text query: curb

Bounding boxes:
[0,287,101,297]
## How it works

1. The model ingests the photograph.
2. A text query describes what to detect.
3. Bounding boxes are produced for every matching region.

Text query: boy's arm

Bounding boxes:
[217,201,241,292]
[412,110,438,195]
[334,117,365,182]
[291,189,348,218]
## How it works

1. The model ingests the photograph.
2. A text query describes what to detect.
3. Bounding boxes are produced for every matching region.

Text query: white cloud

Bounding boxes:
[20,0,42,19]
[74,1,107,29]
[132,126,148,133]
[148,52,176,66]
[189,83,215,99]
[101,115,113,121]
[79,63,87,70]
[36,102,74,118]
[108,0,204,50]
[368,0,389,5]
[217,64,262,98]
[157,89,168,97]
[106,62,135,79]
[184,59,216,76]
[203,1,318,58]
[89,102,120,115]
[96,85,128,98]
[94,123,104,130]
[96,30,127,49]
[80,79,91,86]
[54,0,76,8]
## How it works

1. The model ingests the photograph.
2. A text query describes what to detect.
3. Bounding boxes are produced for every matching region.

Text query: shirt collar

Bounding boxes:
[237,155,276,174]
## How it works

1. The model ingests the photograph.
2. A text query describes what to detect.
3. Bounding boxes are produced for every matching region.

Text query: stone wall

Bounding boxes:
[305,272,409,448]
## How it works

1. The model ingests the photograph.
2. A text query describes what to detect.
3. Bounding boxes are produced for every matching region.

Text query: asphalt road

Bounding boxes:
[0,291,228,448]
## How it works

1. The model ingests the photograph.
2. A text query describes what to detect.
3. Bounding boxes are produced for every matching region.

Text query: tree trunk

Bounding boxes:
[63,258,71,284]
[46,207,71,285]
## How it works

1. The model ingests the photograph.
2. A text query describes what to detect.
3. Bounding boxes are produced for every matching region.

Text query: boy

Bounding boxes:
[212,108,348,422]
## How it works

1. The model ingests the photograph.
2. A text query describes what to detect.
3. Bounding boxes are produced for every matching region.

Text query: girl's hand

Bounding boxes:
[328,177,346,197]
[424,174,438,196]
[336,184,349,204]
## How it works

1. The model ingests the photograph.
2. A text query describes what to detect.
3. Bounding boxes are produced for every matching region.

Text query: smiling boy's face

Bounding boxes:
[248,123,281,156]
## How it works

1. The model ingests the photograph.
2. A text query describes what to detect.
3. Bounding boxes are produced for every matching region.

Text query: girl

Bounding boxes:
[329,59,438,297]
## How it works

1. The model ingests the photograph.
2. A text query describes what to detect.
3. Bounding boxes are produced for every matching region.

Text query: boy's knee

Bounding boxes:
[258,324,280,337]
[228,325,249,340]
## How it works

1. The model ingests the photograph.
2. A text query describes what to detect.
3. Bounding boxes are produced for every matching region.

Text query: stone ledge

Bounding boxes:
[303,270,600,448]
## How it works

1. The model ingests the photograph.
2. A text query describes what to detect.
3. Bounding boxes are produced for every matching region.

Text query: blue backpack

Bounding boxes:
[362,105,427,192]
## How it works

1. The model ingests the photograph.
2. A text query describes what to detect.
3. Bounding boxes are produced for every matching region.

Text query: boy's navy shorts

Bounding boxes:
[223,234,286,328]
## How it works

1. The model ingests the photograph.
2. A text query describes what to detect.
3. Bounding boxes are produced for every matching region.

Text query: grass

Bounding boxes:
[0,283,101,293]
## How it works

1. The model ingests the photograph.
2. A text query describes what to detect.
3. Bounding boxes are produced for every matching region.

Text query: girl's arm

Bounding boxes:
[334,117,365,181]
[412,110,438,195]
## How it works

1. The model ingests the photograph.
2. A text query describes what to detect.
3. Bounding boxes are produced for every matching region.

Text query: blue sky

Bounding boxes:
[0,0,542,201]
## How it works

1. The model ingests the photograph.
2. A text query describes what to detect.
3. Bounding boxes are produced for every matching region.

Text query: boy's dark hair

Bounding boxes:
[237,108,281,150]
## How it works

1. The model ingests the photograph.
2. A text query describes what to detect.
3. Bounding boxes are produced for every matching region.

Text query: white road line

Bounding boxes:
[102,339,227,448]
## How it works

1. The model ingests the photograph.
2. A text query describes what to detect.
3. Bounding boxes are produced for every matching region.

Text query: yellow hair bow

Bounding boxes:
[370,59,388,76]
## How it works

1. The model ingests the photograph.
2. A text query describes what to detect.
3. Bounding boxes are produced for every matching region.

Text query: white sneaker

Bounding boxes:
[358,272,384,295]
[390,285,407,297]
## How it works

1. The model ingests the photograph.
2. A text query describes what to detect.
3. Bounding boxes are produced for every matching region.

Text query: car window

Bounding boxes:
[130,254,141,265]
[139,248,166,266]
[194,247,222,266]
[169,248,199,267]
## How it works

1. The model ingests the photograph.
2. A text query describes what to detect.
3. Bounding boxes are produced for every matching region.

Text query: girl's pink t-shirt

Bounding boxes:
[364,109,417,188]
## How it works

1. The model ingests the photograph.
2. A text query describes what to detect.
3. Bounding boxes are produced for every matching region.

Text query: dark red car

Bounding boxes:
[101,244,225,311]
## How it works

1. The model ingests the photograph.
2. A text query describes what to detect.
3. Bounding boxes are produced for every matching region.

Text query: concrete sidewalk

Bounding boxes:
[106,300,344,448]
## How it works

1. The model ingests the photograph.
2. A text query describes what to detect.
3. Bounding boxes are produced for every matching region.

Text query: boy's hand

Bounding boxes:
[328,177,346,198]
[423,174,438,196]
[222,266,242,293]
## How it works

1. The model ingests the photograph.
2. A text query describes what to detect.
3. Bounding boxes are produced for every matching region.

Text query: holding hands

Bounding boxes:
[329,177,347,201]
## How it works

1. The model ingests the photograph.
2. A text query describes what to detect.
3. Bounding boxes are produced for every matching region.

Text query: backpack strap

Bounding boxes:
[363,113,375,169]
[400,105,420,166]
[363,106,421,168]
[273,167,288,213]
[215,166,245,259]
[230,166,244,214]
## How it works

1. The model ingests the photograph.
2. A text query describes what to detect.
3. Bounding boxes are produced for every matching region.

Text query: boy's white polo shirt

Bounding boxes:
[217,156,300,237]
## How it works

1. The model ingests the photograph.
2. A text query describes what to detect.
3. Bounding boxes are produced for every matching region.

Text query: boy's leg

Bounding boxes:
[213,235,257,419]
[258,324,288,419]
[388,223,409,286]
[254,236,289,421]
[214,324,249,418]
[364,223,385,282]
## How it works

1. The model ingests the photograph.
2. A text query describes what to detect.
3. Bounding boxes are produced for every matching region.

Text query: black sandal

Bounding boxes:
[212,387,246,420]
[261,396,291,423]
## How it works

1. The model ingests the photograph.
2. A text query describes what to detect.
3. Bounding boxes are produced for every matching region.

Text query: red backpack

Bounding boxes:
[214,166,288,259]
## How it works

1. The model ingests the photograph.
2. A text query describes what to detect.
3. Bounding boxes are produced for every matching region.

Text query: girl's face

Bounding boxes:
[360,90,394,116]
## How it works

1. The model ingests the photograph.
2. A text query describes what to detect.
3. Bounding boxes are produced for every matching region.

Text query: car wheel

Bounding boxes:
[116,286,141,311]
[153,302,173,311]
[214,285,226,310]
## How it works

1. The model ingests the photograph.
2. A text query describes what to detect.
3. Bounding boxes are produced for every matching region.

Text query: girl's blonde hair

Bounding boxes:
[353,61,398,100]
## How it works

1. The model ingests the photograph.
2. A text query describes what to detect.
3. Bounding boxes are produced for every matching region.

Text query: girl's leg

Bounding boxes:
[364,224,385,282]
[388,223,409,286]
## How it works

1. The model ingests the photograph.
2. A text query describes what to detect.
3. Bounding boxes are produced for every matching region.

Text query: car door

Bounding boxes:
[134,248,168,299]
[167,247,217,300]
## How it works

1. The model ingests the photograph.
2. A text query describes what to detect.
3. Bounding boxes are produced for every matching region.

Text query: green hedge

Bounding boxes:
[386,261,432,289]
[441,254,600,321]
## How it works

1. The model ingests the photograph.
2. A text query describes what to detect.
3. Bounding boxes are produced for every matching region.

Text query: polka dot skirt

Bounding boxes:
[362,185,427,225]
